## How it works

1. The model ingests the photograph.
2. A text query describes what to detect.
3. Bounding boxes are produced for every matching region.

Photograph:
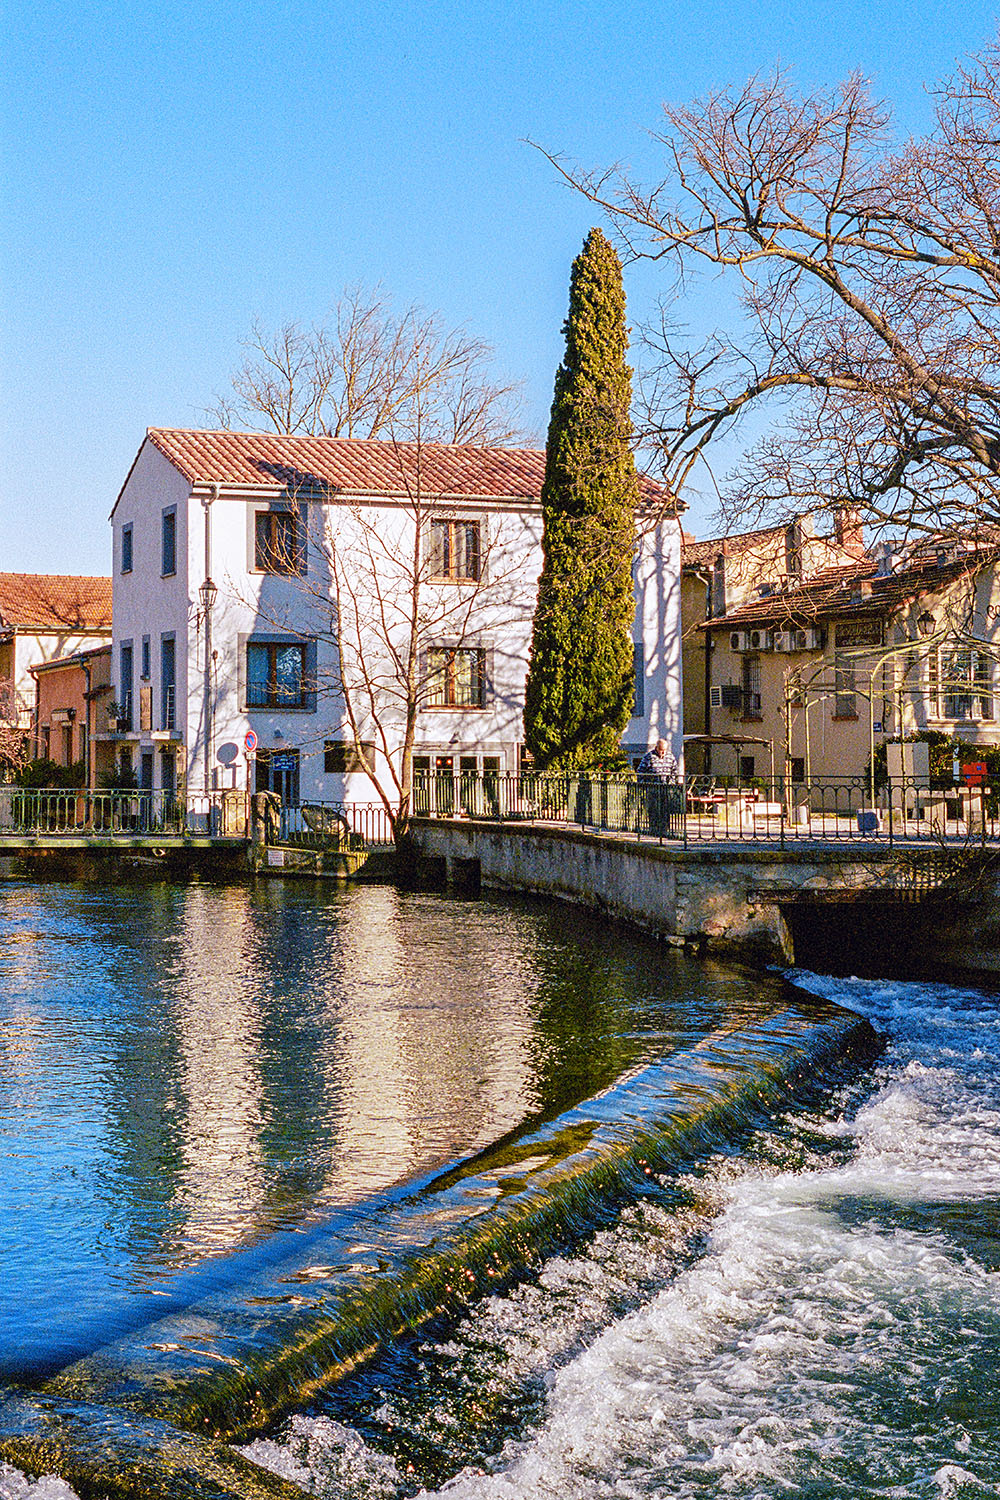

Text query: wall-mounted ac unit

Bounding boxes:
[729,630,750,652]
[773,631,794,652]
[710,684,744,710]
[710,684,743,711]
[748,628,773,651]
[797,628,824,650]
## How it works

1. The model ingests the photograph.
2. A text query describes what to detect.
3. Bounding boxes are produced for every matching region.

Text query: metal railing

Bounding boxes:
[0,787,247,838]
[279,801,395,849]
[410,770,1000,848]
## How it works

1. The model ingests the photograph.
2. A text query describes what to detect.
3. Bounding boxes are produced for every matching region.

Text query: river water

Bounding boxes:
[1,885,998,1498]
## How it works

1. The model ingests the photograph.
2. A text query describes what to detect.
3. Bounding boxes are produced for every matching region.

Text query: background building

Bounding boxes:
[0,573,112,753]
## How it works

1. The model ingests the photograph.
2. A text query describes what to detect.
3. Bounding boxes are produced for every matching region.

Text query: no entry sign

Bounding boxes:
[244,729,258,753]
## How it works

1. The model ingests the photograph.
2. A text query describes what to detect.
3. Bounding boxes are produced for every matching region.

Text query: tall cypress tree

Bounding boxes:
[523,228,640,770]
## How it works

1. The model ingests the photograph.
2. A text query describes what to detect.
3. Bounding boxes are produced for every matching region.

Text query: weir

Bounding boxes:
[1,997,877,1499]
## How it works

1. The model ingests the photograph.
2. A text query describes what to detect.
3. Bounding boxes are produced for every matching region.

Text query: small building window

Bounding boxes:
[121,523,133,574]
[119,642,134,729]
[255,510,304,574]
[933,647,994,721]
[425,646,486,708]
[739,755,756,781]
[324,740,375,773]
[160,635,176,730]
[741,653,762,718]
[247,641,308,708]
[141,636,150,681]
[790,756,806,783]
[427,519,480,581]
[161,508,177,577]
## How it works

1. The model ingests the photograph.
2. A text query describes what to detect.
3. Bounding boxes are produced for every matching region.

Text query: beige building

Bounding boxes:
[701,540,1000,786]
[681,513,866,772]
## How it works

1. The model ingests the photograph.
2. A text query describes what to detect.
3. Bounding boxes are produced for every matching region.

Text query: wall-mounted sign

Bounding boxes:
[873,720,884,733]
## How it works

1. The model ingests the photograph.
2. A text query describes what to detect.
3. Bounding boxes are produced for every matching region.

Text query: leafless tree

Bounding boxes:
[537,39,1000,545]
[241,421,532,846]
[211,284,527,446]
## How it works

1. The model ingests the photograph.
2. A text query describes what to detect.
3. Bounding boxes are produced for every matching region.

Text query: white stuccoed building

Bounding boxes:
[108,428,683,805]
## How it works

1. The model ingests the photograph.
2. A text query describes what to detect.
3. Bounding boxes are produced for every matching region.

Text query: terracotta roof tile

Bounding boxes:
[0,573,112,633]
[143,427,669,506]
[704,553,992,629]
[683,523,786,569]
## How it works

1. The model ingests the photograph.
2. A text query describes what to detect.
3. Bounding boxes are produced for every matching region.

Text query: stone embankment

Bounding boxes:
[409,818,1000,972]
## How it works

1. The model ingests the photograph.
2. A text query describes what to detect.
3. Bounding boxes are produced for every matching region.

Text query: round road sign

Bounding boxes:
[244,729,258,753]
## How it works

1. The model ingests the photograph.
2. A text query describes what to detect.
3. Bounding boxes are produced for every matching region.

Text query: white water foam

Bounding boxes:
[244,973,1000,1498]
[0,1465,79,1500]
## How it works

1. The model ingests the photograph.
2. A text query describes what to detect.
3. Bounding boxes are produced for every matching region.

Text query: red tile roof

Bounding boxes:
[143,427,669,505]
[683,523,786,569]
[704,553,992,629]
[0,574,112,633]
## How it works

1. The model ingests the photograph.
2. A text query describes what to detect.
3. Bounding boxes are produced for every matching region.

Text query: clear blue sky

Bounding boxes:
[2,0,998,574]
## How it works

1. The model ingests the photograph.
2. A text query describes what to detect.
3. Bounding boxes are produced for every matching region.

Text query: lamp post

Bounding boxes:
[199,576,217,794]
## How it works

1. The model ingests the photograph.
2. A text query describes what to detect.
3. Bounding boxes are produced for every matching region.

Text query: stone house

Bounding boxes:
[681,512,866,771]
[108,428,684,804]
[701,538,1000,785]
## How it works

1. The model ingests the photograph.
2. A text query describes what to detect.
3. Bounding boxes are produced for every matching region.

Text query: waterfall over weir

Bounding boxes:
[0,995,876,1499]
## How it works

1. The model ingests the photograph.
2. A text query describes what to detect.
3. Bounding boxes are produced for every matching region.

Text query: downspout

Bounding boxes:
[692,568,713,770]
[81,658,92,790]
[201,484,220,793]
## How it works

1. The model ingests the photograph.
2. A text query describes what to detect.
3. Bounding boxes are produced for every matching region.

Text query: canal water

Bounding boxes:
[0,884,997,1497]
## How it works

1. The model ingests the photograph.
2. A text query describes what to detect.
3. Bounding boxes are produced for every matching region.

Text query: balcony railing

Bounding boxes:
[0,788,247,838]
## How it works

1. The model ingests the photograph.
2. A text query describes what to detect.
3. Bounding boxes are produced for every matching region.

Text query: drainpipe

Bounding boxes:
[81,657,92,790]
[201,484,220,794]
[692,568,713,773]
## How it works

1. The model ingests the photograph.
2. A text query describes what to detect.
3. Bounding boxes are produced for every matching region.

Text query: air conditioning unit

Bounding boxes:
[798,628,824,650]
[711,684,744,710]
[748,628,773,651]
[729,631,750,652]
[773,631,794,652]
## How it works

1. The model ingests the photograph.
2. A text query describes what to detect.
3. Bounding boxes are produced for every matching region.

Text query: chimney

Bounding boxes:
[834,506,865,555]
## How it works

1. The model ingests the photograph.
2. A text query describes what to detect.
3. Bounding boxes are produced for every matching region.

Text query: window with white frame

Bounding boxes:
[427,518,480,581]
[929,646,994,721]
[425,646,487,708]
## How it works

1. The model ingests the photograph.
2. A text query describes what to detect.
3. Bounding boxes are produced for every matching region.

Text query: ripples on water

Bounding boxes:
[241,972,1000,1500]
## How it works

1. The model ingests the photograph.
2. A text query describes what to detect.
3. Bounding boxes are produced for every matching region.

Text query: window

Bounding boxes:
[791,756,806,783]
[324,740,375,773]
[119,642,133,729]
[247,641,308,708]
[61,724,74,767]
[425,646,486,708]
[739,755,756,781]
[161,508,177,576]
[141,636,150,681]
[741,654,762,718]
[255,510,304,574]
[834,652,857,718]
[121,523,133,574]
[632,642,645,718]
[427,519,480,581]
[160,635,176,730]
[932,647,994,721]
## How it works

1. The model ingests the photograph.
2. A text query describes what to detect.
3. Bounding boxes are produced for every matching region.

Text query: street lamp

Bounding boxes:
[917,609,935,638]
[198,578,218,620]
